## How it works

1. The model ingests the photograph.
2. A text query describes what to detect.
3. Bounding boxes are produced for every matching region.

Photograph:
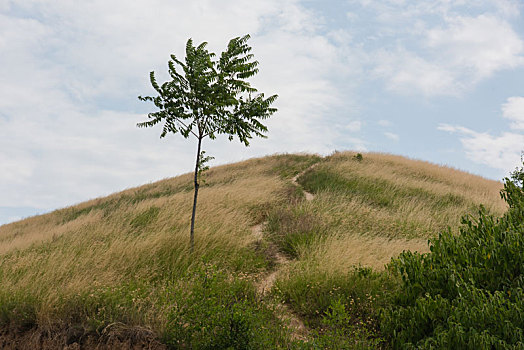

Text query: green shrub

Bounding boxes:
[382,161,524,349]
[275,266,396,344]
[306,298,384,349]
[163,264,287,349]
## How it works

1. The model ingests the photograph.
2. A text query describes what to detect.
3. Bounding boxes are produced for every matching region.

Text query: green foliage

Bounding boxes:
[197,150,214,185]
[275,266,396,336]
[353,153,363,162]
[163,264,287,349]
[137,34,277,146]
[305,298,384,349]
[382,160,524,348]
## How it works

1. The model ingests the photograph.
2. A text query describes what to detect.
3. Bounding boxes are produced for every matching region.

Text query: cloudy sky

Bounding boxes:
[1,0,524,225]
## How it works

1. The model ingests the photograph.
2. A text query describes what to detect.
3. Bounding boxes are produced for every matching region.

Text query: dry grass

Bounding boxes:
[332,152,505,212]
[0,156,304,328]
[272,151,505,300]
[0,152,507,342]
[0,157,282,254]
[299,151,505,238]
[302,234,428,272]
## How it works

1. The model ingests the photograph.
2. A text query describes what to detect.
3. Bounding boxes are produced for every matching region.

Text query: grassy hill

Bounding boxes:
[0,152,506,348]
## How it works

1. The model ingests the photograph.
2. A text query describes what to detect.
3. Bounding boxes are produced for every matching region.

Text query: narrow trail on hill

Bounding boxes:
[252,163,318,342]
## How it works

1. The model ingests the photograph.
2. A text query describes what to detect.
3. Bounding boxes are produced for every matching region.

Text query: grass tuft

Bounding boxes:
[130,206,160,229]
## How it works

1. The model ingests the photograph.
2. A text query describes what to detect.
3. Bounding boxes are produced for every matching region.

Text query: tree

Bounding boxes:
[138,34,277,252]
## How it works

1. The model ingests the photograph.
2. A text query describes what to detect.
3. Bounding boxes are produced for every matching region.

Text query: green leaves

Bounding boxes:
[197,151,214,185]
[382,159,524,348]
[138,34,277,143]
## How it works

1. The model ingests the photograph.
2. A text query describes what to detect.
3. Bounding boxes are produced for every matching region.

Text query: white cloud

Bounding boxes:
[427,15,524,79]
[437,124,472,134]
[351,0,521,21]
[351,1,524,96]
[345,120,362,132]
[438,124,524,172]
[344,136,368,152]
[0,0,354,211]
[438,96,524,173]
[373,49,458,96]
[384,132,399,141]
[378,119,391,127]
[502,96,524,130]
[492,0,522,18]
[373,13,524,96]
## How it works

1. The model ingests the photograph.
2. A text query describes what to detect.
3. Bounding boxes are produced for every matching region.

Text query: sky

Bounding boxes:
[1,0,524,225]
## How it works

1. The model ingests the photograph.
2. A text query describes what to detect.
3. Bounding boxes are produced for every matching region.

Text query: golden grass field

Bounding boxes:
[0,152,506,347]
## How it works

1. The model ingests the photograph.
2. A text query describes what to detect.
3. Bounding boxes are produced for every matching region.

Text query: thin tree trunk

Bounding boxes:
[190,137,202,253]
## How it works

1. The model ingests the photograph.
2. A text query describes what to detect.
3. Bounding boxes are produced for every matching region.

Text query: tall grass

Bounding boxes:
[0,151,505,347]
[267,151,505,345]
[0,154,321,346]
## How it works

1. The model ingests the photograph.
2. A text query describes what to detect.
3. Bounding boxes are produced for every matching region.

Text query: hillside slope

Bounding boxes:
[0,152,505,348]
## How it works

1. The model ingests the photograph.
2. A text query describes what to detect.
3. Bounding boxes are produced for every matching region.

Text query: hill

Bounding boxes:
[0,152,506,348]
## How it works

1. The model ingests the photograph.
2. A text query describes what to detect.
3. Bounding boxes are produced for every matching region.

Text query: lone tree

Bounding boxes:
[138,35,277,251]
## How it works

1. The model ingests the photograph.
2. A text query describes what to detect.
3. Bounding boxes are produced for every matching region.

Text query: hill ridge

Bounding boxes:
[0,152,506,348]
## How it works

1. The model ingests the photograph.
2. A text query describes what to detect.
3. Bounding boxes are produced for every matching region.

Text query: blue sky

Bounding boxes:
[1,0,524,225]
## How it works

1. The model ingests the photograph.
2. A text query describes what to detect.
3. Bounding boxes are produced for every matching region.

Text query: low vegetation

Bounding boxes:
[382,161,524,348]
[0,152,510,348]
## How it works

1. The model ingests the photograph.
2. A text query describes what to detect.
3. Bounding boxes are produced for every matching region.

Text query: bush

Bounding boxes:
[381,160,524,348]
[163,264,287,349]
[275,266,396,348]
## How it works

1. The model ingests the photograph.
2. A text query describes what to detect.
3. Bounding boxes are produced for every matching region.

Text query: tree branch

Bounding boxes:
[202,127,219,138]
[173,116,198,138]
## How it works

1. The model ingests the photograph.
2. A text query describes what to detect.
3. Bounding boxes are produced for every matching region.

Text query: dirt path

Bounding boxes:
[291,164,317,201]
[252,163,319,341]
[252,222,308,341]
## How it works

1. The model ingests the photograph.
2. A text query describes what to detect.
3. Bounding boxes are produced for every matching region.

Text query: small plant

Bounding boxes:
[197,150,214,185]
[353,153,363,162]
[308,299,383,349]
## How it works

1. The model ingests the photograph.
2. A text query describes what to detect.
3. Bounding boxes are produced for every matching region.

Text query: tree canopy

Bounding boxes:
[138,34,277,146]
